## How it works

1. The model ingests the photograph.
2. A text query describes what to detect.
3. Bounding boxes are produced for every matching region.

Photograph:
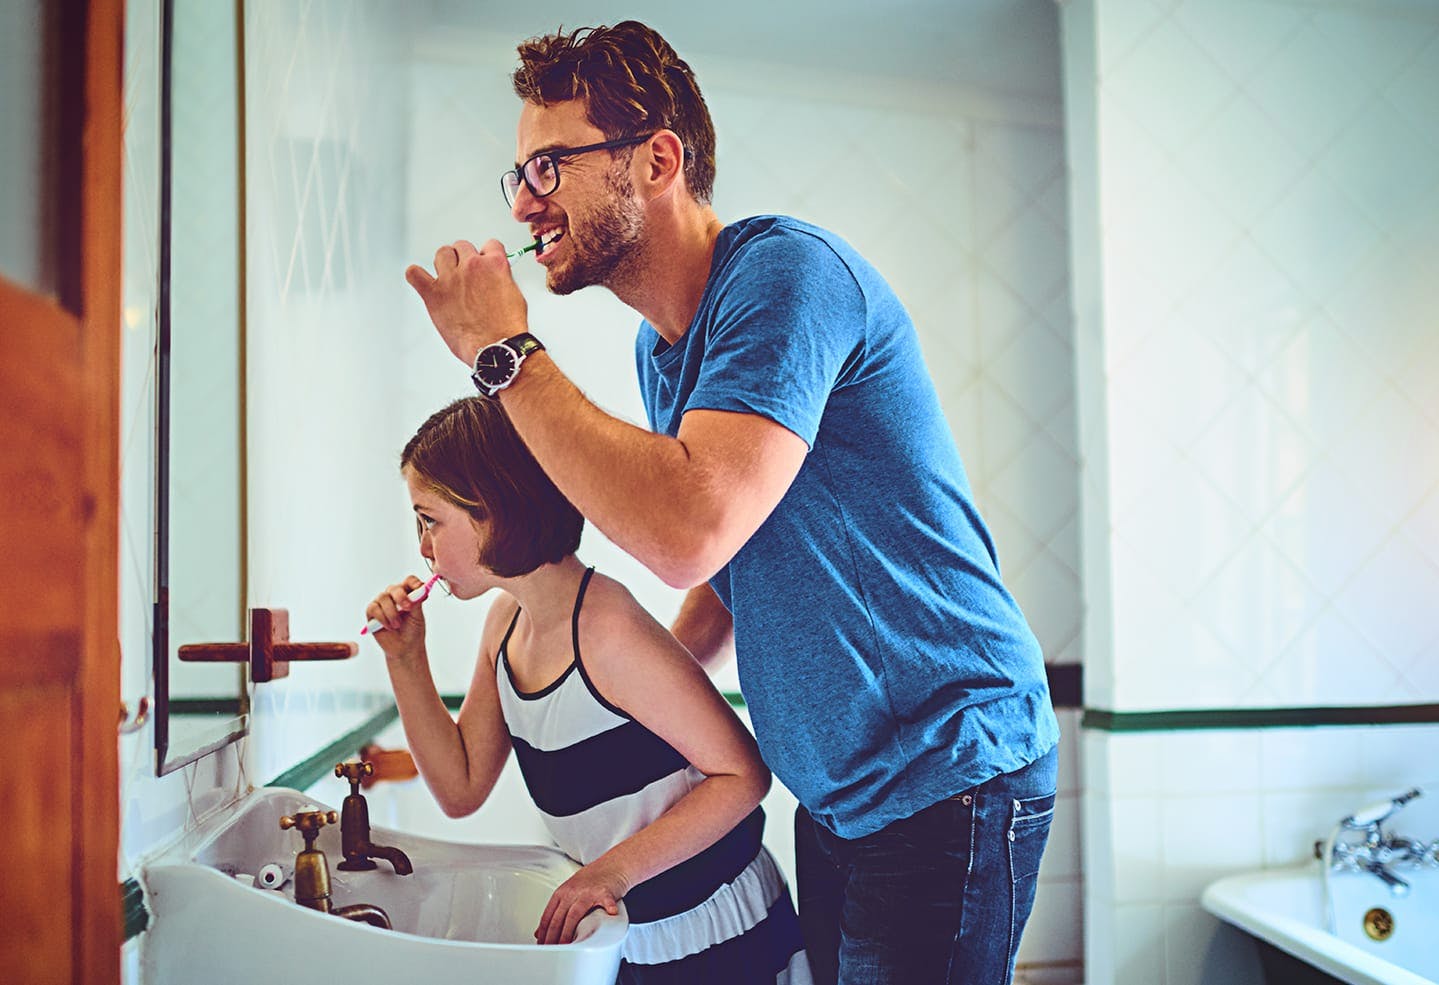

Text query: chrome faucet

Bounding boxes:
[1319,788,1436,897]
[335,761,414,875]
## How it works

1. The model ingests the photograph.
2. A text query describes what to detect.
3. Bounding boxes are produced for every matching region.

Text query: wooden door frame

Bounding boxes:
[0,0,124,981]
[78,1,125,979]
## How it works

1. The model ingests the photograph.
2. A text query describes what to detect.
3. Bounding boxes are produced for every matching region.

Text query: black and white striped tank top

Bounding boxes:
[494,567,786,966]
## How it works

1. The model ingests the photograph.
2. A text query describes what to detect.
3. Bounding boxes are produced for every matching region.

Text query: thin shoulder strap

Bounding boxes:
[570,566,596,663]
[497,604,522,658]
[569,566,632,720]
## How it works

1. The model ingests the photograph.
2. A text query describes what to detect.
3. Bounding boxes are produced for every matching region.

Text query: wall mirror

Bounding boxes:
[154,0,248,774]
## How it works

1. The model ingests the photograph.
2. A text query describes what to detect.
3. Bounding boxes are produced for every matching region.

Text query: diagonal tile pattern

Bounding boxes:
[1082,0,1439,711]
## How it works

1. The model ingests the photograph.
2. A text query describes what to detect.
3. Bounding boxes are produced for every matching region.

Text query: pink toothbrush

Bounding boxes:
[361,573,441,636]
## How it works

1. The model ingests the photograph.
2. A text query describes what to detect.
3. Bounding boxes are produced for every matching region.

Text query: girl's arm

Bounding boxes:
[368,577,513,818]
[535,574,770,945]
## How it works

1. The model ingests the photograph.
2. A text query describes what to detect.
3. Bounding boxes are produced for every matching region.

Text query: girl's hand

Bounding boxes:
[534,859,627,945]
[365,575,430,661]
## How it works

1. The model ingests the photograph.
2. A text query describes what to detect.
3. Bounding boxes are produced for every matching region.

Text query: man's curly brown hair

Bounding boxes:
[512,20,716,203]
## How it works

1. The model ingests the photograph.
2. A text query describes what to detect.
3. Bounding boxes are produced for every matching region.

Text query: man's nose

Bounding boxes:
[510,181,543,223]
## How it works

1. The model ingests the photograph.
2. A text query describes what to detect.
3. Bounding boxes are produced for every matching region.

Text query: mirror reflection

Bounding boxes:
[154,0,247,774]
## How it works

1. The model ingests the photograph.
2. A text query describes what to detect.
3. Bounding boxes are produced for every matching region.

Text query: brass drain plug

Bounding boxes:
[1363,908,1395,942]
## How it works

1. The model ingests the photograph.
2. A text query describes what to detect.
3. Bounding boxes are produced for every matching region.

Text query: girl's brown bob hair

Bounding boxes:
[401,397,583,577]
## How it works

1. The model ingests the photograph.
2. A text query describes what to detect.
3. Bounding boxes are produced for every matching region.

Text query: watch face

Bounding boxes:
[473,344,518,389]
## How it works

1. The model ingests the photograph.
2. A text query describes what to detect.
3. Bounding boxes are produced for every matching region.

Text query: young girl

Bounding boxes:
[366,397,811,984]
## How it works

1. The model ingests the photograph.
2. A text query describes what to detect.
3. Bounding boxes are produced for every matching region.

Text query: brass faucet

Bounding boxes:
[335,761,414,875]
[278,808,392,929]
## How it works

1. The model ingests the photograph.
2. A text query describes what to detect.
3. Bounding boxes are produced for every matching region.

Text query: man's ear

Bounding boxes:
[638,129,687,197]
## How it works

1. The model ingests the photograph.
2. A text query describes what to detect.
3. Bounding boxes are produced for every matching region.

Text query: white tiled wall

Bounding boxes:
[240,0,415,783]
[1068,0,1439,715]
[1064,1,1439,982]
[1083,724,1439,985]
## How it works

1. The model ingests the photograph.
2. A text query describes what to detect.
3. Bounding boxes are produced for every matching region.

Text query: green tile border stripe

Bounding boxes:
[1083,704,1439,732]
[168,696,244,715]
[265,702,401,790]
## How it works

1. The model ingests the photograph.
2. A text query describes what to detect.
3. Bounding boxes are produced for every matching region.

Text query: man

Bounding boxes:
[405,20,1059,985]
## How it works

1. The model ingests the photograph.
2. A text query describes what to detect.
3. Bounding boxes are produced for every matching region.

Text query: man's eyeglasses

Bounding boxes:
[500,134,654,209]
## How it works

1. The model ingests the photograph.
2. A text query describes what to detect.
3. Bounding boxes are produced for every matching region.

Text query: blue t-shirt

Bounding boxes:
[636,215,1060,839]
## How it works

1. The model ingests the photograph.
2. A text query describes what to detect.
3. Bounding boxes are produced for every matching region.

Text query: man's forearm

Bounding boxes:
[498,353,726,587]
[670,583,734,674]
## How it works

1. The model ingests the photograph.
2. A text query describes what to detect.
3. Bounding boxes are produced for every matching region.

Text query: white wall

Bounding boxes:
[1070,0,1439,715]
[1063,1,1439,981]
[239,0,415,780]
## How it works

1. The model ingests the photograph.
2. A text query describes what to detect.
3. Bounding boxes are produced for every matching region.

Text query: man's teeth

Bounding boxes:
[537,229,564,249]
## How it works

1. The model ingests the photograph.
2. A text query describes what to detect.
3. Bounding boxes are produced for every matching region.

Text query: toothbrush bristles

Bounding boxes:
[506,238,545,261]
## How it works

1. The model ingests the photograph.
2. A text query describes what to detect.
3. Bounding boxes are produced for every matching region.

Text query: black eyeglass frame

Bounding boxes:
[500,133,655,208]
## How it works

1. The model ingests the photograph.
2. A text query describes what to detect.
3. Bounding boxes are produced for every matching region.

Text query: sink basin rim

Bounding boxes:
[141,785,627,952]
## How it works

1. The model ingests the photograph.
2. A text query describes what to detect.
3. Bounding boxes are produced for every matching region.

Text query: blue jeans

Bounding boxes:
[794,747,1058,985]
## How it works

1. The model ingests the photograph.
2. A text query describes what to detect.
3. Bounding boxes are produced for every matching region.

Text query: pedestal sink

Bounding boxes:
[141,787,626,984]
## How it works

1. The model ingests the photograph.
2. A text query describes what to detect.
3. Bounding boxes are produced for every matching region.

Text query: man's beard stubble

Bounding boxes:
[546,163,647,297]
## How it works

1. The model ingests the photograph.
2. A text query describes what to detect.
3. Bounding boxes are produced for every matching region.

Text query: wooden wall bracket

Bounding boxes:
[355,744,419,788]
[177,607,358,682]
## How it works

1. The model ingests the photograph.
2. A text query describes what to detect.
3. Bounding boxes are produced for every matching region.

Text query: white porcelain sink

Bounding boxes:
[141,787,626,984]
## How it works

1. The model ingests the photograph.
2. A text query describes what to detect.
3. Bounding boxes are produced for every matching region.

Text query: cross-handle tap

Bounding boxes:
[279,807,394,929]
[280,809,340,912]
[334,761,413,875]
[1341,788,1423,845]
[1319,788,1435,896]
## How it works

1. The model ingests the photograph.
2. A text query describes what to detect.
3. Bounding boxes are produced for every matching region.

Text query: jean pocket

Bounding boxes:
[1005,791,1054,973]
[1007,791,1055,883]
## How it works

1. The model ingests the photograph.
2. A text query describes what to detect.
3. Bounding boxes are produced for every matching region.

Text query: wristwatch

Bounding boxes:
[471,333,545,398]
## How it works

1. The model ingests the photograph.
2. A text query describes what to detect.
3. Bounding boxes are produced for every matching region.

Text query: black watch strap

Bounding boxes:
[507,332,544,358]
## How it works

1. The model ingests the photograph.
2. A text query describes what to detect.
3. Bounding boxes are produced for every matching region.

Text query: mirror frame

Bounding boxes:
[153,0,250,775]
